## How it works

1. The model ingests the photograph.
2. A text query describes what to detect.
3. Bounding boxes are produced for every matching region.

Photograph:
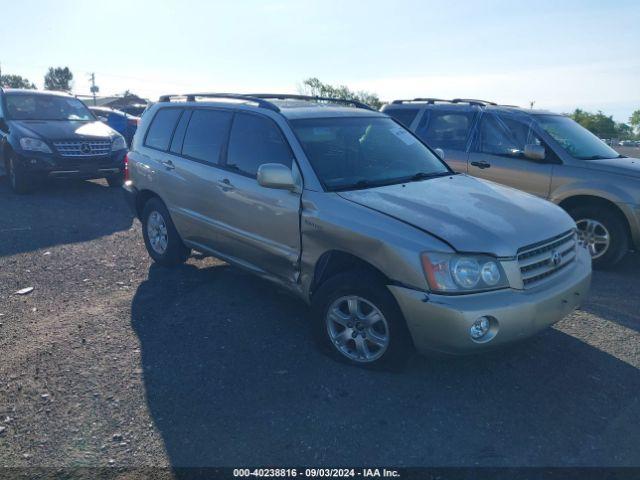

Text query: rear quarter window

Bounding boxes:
[144,108,183,151]
[383,108,420,128]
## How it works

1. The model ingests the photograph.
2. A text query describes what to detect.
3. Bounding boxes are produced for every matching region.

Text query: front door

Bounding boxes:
[212,111,301,284]
[467,112,555,198]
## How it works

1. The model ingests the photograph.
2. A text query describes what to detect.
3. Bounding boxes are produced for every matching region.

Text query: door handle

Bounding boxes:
[161,159,175,170]
[217,178,234,191]
[470,161,491,169]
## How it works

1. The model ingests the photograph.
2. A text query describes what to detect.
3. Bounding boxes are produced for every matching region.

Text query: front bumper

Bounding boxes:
[17,149,126,179]
[389,246,592,355]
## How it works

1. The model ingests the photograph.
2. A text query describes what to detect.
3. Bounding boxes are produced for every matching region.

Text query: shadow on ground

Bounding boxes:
[0,177,133,257]
[132,262,640,468]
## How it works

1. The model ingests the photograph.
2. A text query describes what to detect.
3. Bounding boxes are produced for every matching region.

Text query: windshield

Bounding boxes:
[536,114,621,160]
[291,117,450,191]
[5,94,95,121]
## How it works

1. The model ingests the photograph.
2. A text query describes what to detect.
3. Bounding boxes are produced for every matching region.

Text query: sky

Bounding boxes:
[1,0,639,121]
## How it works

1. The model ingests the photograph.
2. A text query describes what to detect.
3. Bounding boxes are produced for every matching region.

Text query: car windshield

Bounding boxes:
[536,114,622,160]
[5,94,95,121]
[291,116,450,191]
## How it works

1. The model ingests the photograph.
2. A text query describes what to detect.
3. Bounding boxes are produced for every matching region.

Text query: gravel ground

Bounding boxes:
[0,177,639,472]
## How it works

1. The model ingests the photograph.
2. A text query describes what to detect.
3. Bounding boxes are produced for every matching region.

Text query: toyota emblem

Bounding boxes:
[550,250,562,267]
[80,143,92,154]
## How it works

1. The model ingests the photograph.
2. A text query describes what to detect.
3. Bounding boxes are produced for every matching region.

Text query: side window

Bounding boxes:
[170,110,191,154]
[416,110,474,150]
[226,113,293,177]
[478,113,542,156]
[384,108,420,128]
[144,108,183,151]
[182,109,233,164]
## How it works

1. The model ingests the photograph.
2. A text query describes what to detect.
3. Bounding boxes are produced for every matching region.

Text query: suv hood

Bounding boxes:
[11,120,116,141]
[578,157,640,179]
[338,174,575,257]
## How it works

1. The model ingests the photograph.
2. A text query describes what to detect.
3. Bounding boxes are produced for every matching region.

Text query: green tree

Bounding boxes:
[44,66,73,91]
[0,73,36,89]
[630,110,640,135]
[569,109,618,138]
[299,77,383,110]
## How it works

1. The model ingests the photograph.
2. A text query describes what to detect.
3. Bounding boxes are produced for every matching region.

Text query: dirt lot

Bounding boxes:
[0,177,639,471]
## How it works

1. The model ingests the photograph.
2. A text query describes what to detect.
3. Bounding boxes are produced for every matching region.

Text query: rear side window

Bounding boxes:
[226,113,293,177]
[384,108,420,128]
[416,110,474,150]
[145,108,183,151]
[182,109,233,164]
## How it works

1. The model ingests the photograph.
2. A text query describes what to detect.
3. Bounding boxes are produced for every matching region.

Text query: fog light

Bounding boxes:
[470,316,491,340]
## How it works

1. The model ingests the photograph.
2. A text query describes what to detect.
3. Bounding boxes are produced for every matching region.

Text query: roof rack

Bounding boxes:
[250,94,375,111]
[390,98,497,107]
[158,93,280,112]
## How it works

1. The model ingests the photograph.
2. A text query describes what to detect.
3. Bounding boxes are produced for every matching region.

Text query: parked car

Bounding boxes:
[0,88,127,193]
[382,98,640,268]
[120,104,148,117]
[124,93,591,367]
[88,106,139,146]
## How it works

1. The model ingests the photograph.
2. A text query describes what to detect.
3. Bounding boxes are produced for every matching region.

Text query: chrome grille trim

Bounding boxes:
[53,140,112,157]
[517,230,576,288]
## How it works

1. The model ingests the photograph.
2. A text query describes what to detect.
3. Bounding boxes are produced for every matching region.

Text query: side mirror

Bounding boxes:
[257,163,295,190]
[434,148,445,160]
[524,144,545,161]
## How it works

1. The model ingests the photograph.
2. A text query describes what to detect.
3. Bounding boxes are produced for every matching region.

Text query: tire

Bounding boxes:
[311,270,414,368]
[106,173,124,188]
[141,197,190,267]
[567,205,629,269]
[7,154,36,194]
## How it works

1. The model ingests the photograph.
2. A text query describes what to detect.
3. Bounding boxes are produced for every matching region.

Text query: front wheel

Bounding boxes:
[568,205,629,269]
[106,173,124,188]
[141,198,190,267]
[312,271,413,368]
[7,155,36,194]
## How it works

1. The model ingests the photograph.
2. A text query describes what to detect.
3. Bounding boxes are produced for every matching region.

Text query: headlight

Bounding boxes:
[19,137,52,153]
[112,136,127,151]
[421,252,509,293]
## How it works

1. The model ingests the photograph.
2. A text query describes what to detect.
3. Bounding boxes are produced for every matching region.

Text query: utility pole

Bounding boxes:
[88,72,99,105]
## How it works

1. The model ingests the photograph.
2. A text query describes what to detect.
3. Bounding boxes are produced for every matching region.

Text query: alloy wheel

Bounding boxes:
[326,295,390,363]
[147,211,169,255]
[576,218,610,259]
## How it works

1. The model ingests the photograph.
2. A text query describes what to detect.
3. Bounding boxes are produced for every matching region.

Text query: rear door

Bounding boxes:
[213,111,301,283]
[467,112,555,198]
[413,108,476,172]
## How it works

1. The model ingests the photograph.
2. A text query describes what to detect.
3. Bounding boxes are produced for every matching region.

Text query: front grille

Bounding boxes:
[517,230,576,288]
[53,140,111,157]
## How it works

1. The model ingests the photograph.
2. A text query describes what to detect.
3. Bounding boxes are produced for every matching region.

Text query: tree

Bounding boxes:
[299,77,383,110]
[0,74,36,89]
[630,110,640,134]
[44,66,73,91]
[569,109,618,138]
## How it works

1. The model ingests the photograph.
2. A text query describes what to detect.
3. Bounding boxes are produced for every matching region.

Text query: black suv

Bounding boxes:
[0,88,128,193]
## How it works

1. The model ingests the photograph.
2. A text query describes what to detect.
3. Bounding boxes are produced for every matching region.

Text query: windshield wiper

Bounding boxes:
[407,171,453,182]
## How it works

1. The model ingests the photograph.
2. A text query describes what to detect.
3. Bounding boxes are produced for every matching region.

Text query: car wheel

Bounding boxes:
[312,270,413,368]
[141,197,190,266]
[7,154,35,194]
[106,173,124,188]
[568,205,629,269]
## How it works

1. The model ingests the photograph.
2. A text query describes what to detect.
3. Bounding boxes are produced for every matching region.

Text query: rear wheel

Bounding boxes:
[568,205,629,269]
[141,198,190,266]
[7,154,36,194]
[312,270,413,368]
